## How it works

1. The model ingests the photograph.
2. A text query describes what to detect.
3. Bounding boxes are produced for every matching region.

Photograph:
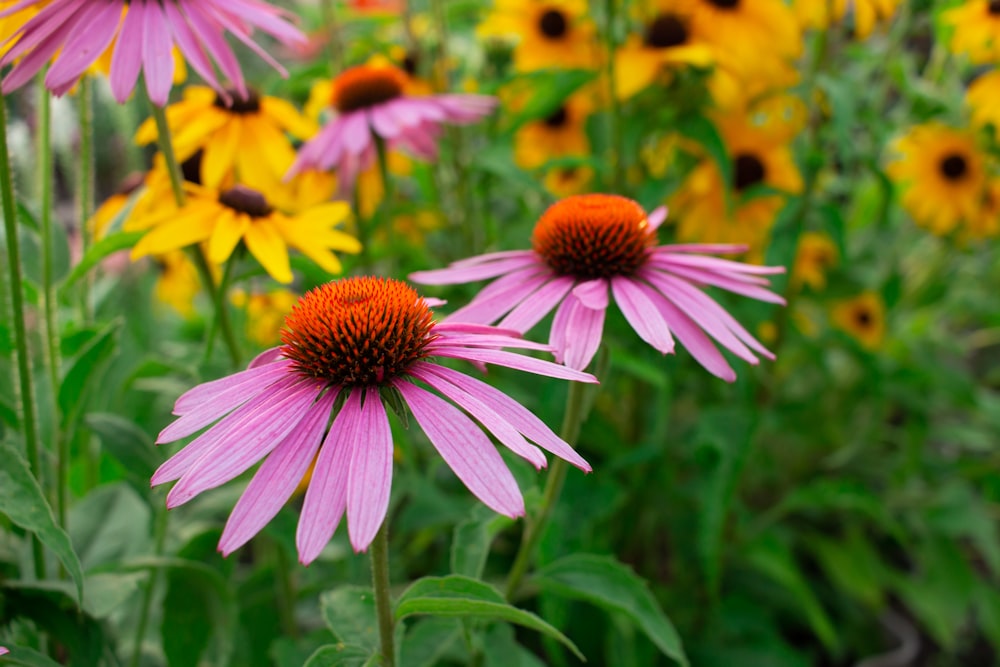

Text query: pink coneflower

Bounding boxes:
[152,276,594,562]
[411,194,784,382]
[287,64,497,190]
[0,0,305,106]
[0,646,8,656]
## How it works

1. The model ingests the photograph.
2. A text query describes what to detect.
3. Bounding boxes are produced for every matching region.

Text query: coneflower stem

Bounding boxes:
[603,0,625,192]
[78,76,95,323]
[0,89,47,580]
[148,99,241,368]
[129,501,169,667]
[319,0,344,74]
[370,521,395,667]
[505,380,588,600]
[373,133,395,263]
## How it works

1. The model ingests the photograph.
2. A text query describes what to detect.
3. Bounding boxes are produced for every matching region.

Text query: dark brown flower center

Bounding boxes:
[990,0,1000,15]
[939,153,968,181]
[219,185,273,218]
[538,9,568,38]
[733,153,766,190]
[854,308,873,328]
[645,14,688,48]
[213,88,261,114]
[544,106,569,128]
[281,277,434,386]
[532,194,655,279]
[402,51,419,76]
[707,0,740,8]
[181,150,203,186]
[332,65,406,113]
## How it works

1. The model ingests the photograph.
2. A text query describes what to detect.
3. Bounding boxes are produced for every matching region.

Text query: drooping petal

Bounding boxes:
[651,297,736,382]
[109,3,146,103]
[141,1,176,106]
[394,380,525,518]
[497,275,575,332]
[610,276,675,354]
[571,278,609,310]
[559,296,607,371]
[172,359,292,415]
[345,390,394,552]
[431,347,598,384]
[443,268,549,325]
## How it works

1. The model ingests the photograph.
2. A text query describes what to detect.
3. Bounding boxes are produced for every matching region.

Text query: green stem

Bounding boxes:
[370,521,395,667]
[373,133,395,264]
[37,82,65,526]
[603,0,624,192]
[78,76,95,323]
[505,380,589,600]
[0,89,47,580]
[273,539,299,639]
[148,100,241,368]
[319,0,344,75]
[129,502,169,667]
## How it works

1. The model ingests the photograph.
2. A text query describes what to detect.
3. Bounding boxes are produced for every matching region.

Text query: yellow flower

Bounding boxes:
[967,69,1000,134]
[791,231,838,291]
[153,251,202,318]
[478,0,599,71]
[129,184,360,284]
[831,292,885,350]
[670,110,803,261]
[543,164,594,197]
[794,0,901,38]
[374,209,444,246]
[513,90,592,169]
[135,86,316,189]
[231,288,300,346]
[943,0,1000,64]
[886,123,992,237]
[613,1,713,99]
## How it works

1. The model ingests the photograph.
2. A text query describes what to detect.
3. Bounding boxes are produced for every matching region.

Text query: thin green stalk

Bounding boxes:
[148,100,241,368]
[273,539,299,639]
[370,521,395,667]
[352,181,372,273]
[0,89,47,580]
[373,133,396,263]
[37,82,66,526]
[319,0,344,74]
[129,502,169,667]
[505,380,589,600]
[603,0,625,192]
[78,76,95,323]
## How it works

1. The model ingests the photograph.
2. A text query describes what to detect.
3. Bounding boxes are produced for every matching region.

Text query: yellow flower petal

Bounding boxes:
[202,119,242,189]
[207,209,250,265]
[244,220,293,283]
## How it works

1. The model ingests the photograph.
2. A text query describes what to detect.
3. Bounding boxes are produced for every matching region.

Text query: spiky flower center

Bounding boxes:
[645,14,688,48]
[532,194,655,280]
[219,186,273,218]
[281,277,434,386]
[733,153,766,190]
[214,88,261,114]
[939,153,968,181]
[538,8,568,38]
[331,65,406,113]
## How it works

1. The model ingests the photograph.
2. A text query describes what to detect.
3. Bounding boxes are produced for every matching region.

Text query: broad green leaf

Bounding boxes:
[395,575,583,661]
[84,413,161,488]
[0,442,84,604]
[807,531,884,609]
[0,645,65,667]
[321,586,379,652]
[450,510,513,579]
[60,230,144,289]
[304,644,372,667]
[534,554,688,666]
[57,320,121,428]
[483,623,546,667]
[0,582,105,667]
[82,572,145,618]
[399,617,462,667]
[69,483,150,569]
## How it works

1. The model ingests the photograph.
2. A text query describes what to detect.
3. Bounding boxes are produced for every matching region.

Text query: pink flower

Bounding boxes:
[0,0,305,106]
[152,277,594,562]
[287,64,496,192]
[0,646,8,656]
[411,194,784,382]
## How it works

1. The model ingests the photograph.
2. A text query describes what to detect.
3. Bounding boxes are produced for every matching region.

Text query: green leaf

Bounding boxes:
[676,114,730,191]
[0,442,84,604]
[303,644,373,667]
[0,645,65,667]
[501,69,595,131]
[0,582,105,667]
[450,510,513,579]
[69,483,151,570]
[321,586,380,652]
[399,617,462,667]
[60,230,144,289]
[57,320,121,428]
[482,623,547,667]
[395,575,583,661]
[534,554,688,667]
[84,413,161,487]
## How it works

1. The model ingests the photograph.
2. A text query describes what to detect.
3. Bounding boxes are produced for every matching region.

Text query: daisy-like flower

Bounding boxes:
[152,276,595,559]
[513,92,592,170]
[967,70,1000,134]
[129,183,359,284]
[0,0,305,106]
[831,291,885,350]
[791,231,838,291]
[478,0,599,71]
[886,123,992,237]
[231,288,300,347]
[794,0,901,38]
[287,63,497,191]
[411,194,784,382]
[135,86,316,189]
[614,1,713,100]
[943,0,1000,64]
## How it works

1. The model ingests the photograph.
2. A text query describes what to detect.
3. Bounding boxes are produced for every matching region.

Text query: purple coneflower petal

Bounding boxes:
[141,2,176,106]
[346,389,394,552]
[202,2,288,77]
[610,277,675,355]
[444,268,549,325]
[443,249,537,270]
[432,347,598,384]
[2,9,79,93]
[414,363,591,472]
[218,392,334,556]
[410,364,547,470]
[651,297,736,382]
[648,206,668,230]
[650,243,748,255]
[658,263,786,304]
[296,388,357,565]
[394,380,525,518]
[109,4,145,103]
[248,346,286,369]
[180,0,247,99]
[172,359,292,415]
[410,255,540,285]
[658,253,786,276]
[571,278,609,310]
[550,295,606,371]
[433,322,525,337]
[44,3,119,94]
[429,334,552,352]
[164,2,222,95]
[497,276,575,332]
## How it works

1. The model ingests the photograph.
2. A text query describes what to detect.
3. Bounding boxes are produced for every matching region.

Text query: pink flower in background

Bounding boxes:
[287,64,496,192]
[152,277,594,562]
[0,646,8,656]
[411,194,784,382]
[0,0,306,105]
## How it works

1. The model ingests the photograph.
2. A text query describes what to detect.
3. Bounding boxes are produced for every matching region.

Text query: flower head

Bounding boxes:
[153,277,594,560]
[411,194,784,382]
[831,292,885,350]
[478,0,599,71]
[0,0,306,106]
[943,0,1000,64]
[287,64,497,191]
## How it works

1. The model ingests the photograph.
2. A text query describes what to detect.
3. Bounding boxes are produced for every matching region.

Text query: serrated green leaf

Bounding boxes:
[303,644,372,667]
[60,230,144,289]
[395,575,583,661]
[0,442,84,604]
[534,554,688,666]
[321,586,379,652]
[57,320,121,428]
